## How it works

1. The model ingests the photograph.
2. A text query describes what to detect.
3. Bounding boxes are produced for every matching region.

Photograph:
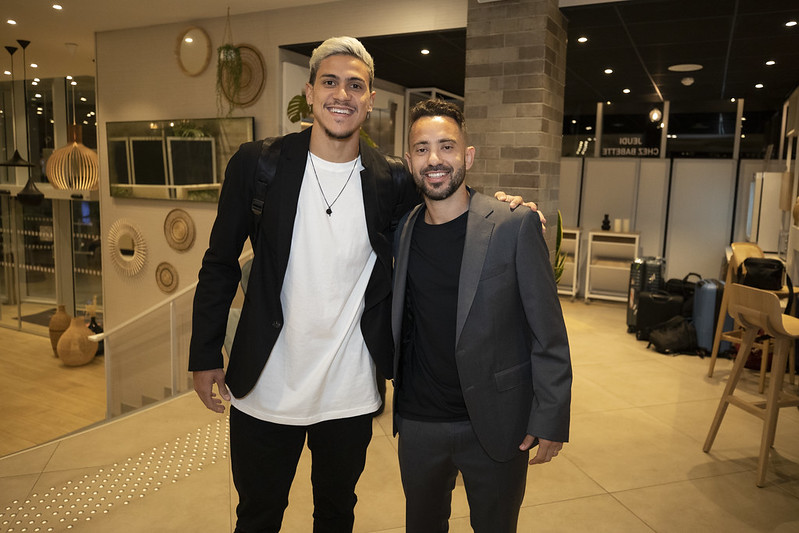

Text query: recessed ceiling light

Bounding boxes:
[66,75,73,79]
[668,63,703,72]
[571,119,577,124]
[755,83,764,89]
[585,126,593,130]
[786,20,797,27]
[766,60,776,66]
[53,4,63,10]
[3,70,10,76]
[420,49,430,55]
[30,63,38,68]
[730,97,736,102]
[622,88,631,94]
[606,101,611,105]
[577,36,588,43]
[7,19,17,25]
[80,96,87,102]
[604,68,613,74]
[70,80,77,86]
[184,37,194,44]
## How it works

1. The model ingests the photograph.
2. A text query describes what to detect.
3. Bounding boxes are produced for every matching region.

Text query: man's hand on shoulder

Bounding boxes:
[520,435,563,465]
[193,369,231,413]
[494,191,547,231]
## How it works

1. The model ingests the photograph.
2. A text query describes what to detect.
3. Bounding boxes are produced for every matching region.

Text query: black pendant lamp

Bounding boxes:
[11,40,43,206]
[0,44,34,168]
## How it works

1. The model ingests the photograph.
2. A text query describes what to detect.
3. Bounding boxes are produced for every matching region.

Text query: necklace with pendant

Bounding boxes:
[309,154,358,216]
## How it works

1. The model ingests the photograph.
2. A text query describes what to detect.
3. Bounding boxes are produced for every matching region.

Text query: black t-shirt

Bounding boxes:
[398,210,469,422]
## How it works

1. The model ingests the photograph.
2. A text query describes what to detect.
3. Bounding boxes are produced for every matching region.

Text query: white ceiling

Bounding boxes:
[1,0,331,79]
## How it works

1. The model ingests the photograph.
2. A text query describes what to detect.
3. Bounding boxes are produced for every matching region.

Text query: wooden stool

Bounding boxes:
[703,284,799,486]
[707,242,795,393]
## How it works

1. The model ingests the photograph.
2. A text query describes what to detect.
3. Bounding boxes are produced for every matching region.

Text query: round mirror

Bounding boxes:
[177,26,211,76]
[108,219,148,276]
[118,233,136,258]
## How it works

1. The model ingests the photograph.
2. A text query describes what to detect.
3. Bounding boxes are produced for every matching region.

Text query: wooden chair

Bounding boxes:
[707,243,795,393]
[703,284,799,486]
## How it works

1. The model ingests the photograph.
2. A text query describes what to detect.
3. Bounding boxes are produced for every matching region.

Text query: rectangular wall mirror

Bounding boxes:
[106,117,254,202]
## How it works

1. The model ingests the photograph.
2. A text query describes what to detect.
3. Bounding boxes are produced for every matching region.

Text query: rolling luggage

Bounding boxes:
[627,257,665,332]
[635,290,683,341]
[692,279,733,354]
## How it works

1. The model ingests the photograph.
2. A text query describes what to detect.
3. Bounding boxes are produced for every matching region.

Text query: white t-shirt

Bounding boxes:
[231,153,381,425]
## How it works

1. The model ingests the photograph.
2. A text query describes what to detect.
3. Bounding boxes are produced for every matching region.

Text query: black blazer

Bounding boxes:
[189,127,419,398]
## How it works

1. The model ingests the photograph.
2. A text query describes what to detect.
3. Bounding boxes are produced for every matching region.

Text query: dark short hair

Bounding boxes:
[408,99,466,134]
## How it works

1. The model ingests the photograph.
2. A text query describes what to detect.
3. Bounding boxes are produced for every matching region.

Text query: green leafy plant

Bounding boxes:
[287,94,312,124]
[217,44,242,116]
[553,210,566,283]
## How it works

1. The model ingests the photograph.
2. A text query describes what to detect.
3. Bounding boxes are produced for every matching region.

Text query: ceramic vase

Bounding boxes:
[48,305,71,357]
[57,317,98,366]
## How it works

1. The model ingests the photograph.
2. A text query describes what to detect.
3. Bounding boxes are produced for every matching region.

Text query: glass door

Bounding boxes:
[0,196,102,335]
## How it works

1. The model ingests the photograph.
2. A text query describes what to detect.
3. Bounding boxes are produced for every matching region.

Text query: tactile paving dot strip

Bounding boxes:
[1,417,229,532]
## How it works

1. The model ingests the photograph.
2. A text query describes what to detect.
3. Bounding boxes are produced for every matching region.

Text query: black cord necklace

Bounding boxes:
[309,154,358,216]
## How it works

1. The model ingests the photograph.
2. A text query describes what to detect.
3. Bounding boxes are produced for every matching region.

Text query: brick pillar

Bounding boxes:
[465,0,566,222]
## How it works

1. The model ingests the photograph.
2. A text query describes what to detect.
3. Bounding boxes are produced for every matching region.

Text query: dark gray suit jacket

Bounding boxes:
[391,191,572,462]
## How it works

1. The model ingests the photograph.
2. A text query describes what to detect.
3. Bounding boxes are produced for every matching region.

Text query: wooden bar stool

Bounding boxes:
[707,242,796,392]
[703,283,799,486]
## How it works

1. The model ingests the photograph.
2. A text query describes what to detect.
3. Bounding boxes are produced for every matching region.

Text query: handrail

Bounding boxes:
[89,248,253,341]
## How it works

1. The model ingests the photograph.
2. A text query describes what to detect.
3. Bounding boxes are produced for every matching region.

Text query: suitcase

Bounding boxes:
[636,290,683,341]
[627,257,665,332]
[692,279,733,354]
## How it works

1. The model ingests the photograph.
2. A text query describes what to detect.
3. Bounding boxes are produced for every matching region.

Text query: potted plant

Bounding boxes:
[553,210,566,284]
[217,43,242,116]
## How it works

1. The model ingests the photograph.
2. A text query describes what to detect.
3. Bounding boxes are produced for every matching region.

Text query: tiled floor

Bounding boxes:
[1,299,798,532]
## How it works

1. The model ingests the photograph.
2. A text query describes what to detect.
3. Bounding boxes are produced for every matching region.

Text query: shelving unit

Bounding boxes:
[557,228,580,298]
[585,230,639,302]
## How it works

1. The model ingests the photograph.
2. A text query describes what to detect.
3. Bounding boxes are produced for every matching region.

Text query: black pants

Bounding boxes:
[397,416,528,533]
[230,407,373,533]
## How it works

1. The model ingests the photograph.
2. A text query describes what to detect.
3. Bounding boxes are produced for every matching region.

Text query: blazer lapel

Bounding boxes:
[392,205,423,374]
[274,128,311,274]
[456,192,495,345]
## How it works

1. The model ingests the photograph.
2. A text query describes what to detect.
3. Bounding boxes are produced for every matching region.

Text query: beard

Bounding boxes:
[322,124,359,141]
[414,164,465,201]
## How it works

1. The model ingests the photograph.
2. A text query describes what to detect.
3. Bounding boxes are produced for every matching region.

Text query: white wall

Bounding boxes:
[562,156,767,289]
[665,159,737,280]
[95,0,468,328]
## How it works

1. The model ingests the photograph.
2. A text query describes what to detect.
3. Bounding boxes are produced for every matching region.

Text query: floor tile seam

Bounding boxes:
[1,393,211,462]
[604,491,659,532]
[606,467,793,496]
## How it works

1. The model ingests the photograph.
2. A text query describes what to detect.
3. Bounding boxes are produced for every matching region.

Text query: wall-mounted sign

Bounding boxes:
[601,134,660,157]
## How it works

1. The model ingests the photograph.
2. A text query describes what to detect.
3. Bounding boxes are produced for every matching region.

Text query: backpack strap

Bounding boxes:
[252,136,283,216]
[250,137,283,245]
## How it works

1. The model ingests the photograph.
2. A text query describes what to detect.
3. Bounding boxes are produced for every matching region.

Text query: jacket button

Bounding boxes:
[271,321,282,329]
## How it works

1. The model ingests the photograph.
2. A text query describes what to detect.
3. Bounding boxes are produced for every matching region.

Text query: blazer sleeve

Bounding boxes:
[188,141,260,372]
[516,211,573,442]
